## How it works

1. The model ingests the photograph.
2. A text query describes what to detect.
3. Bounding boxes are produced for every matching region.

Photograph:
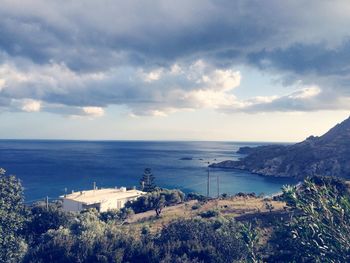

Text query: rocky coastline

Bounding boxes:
[210,116,350,179]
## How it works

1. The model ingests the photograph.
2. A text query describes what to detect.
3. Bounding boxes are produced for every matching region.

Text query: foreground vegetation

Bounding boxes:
[1,168,350,262]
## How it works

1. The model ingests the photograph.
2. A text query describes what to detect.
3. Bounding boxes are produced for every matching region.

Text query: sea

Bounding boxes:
[0,140,297,203]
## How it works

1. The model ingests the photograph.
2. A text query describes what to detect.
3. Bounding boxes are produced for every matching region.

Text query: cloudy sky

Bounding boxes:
[0,0,349,141]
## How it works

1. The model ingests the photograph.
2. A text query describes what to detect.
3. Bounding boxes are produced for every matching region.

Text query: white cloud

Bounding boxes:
[141,68,163,82]
[131,61,242,114]
[0,57,346,117]
[149,110,168,117]
[170,64,182,75]
[202,69,241,92]
[289,86,321,99]
[186,89,237,108]
[21,99,41,112]
[82,106,104,117]
[220,84,338,113]
[250,96,279,104]
[0,79,5,90]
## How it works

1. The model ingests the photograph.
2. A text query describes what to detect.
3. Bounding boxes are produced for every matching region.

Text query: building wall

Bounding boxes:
[62,199,84,212]
[62,194,143,212]
[99,198,119,212]
[99,196,139,212]
[82,203,101,211]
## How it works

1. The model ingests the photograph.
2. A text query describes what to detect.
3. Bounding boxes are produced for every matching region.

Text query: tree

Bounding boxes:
[140,168,156,192]
[149,192,166,217]
[25,201,73,246]
[0,168,27,263]
[99,207,134,222]
[125,189,185,216]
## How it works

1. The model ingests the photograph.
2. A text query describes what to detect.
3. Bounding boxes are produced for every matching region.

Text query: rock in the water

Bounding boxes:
[180,157,193,160]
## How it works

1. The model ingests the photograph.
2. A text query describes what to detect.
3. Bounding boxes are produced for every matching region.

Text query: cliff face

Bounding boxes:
[210,116,350,179]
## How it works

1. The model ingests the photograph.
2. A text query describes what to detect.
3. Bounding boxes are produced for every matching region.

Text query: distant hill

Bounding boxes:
[210,116,350,179]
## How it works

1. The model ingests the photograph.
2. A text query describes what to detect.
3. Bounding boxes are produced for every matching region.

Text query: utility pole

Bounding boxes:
[93,182,96,190]
[46,196,49,210]
[217,175,220,198]
[207,162,210,197]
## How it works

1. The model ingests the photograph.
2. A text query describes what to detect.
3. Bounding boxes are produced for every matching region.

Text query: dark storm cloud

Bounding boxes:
[0,0,287,70]
[0,0,350,115]
[248,40,350,76]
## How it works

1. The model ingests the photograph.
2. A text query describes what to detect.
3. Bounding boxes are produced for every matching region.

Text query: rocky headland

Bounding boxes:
[210,116,350,179]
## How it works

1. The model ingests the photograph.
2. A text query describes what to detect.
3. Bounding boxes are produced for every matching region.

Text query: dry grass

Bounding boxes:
[122,196,286,234]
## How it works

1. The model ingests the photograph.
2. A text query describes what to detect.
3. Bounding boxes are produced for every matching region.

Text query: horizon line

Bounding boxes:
[0,138,297,144]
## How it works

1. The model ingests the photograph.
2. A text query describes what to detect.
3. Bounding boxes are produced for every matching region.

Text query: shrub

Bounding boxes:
[221,193,228,199]
[25,201,73,245]
[186,192,210,202]
[156,218,247,262]
[191,203,201,210]
[264,202,274,212]
[125,189,185,216]
[199,210,219,218]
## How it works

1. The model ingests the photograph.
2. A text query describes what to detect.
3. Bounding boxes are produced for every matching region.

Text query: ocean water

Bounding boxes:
[0,140,296,202]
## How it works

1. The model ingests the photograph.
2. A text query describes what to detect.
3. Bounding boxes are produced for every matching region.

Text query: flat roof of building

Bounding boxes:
[61,188,145,205]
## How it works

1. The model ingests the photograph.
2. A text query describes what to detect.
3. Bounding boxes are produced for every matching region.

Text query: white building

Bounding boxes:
[60,187,145,212]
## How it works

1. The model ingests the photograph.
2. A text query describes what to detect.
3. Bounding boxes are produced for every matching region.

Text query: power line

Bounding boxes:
[179,180,207,189]
[24,196,57,204]
[217,175,220,198]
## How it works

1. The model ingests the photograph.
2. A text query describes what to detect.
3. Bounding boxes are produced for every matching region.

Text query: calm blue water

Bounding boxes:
[0,140,296,202]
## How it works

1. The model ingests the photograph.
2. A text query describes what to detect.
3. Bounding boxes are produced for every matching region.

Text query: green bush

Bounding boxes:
[125,189,185,216]
[157,218,247,263]
[25,201,73,245]
[191,203,201,210]
[199,210,219,218]
[186,192,210,202]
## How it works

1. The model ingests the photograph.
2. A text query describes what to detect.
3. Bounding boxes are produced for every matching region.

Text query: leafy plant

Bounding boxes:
[271,176,350,262]
[264,202,274,213]
[240,222,261,263]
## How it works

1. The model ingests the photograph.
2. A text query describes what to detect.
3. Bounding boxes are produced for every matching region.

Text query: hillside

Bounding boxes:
[210,116,350,179]
[124,196,286,233]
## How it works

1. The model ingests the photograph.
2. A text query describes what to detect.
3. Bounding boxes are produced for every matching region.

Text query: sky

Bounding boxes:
[0,0,350,142]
